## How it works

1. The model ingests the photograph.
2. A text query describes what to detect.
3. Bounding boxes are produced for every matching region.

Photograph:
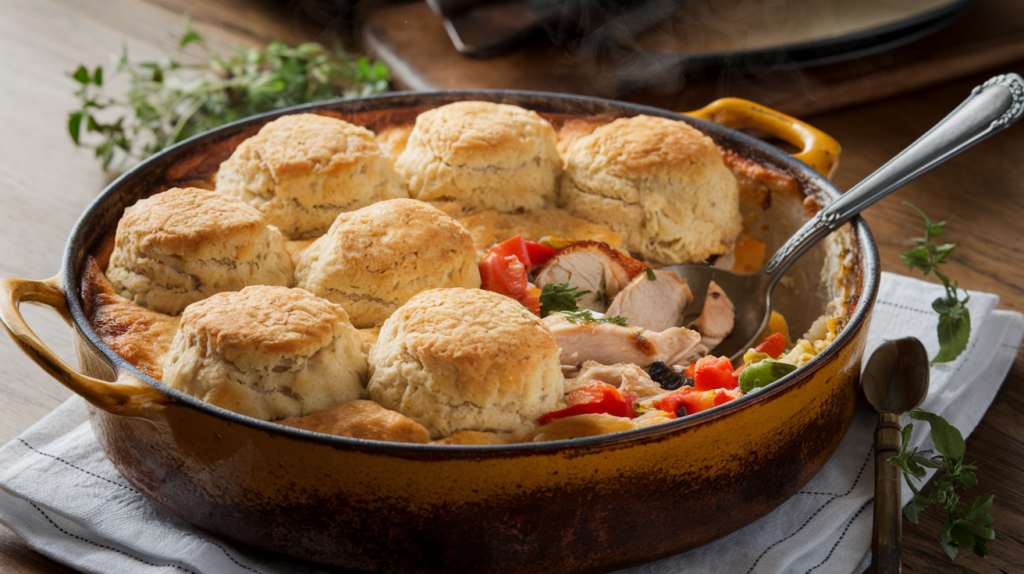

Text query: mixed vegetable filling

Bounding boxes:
[477,234,839,428]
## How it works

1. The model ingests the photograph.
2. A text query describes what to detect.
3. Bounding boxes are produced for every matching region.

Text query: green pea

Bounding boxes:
[739,360,798,393]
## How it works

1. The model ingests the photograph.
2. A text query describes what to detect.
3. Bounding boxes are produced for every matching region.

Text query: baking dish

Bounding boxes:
[0,91,877,573]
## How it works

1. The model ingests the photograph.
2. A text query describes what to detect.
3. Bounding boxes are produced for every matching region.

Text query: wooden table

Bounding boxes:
[0,1,1022,572]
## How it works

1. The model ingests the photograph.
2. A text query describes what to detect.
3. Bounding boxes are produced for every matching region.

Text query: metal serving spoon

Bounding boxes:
[862,337,930,574]
[663,73,1024,361]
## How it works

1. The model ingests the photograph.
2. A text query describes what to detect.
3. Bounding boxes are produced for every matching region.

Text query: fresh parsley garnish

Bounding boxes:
[645,267,656,281]
[560,310,629,326]
[900,202,970,364]
[538,282,590,317]
[68,15,390,169]
[889,409,995,560]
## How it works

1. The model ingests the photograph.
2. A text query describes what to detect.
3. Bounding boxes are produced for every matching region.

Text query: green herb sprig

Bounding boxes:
[560,309,629,326]
[538,282,590,318]
[69,15,390,169]
[899,202,971,364]
[889,409,995,559]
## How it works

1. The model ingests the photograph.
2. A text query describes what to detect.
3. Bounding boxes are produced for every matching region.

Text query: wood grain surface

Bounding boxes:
[365,0,1024,117]
[0,0,1022,572]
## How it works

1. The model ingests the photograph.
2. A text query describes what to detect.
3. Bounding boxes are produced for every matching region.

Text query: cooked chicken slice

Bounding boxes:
[692,281,735,350]
[534,241,647,312]
[543,314,703,368]
[606,269,692,332]
[566,361,664,398]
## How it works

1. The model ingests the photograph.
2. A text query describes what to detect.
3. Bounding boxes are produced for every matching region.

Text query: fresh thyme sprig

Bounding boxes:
[888,409,995,560]
[899,202,971,364]
[68,15,390,170]
[538,282,591,318]
[560,309,629,326]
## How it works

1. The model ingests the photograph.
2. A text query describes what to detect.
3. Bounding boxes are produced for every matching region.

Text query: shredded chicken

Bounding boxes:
[543,314,703,368]
[606,269,692,332]
[565,361,664,398]
[534,241,647,312]
[692,281,735,350]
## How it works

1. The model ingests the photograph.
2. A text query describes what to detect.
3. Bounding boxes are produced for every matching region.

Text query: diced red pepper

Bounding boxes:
[692,355,739,391]
[524,241,557,269]
[521,286,542,316]
[713,388,744,406]
[657,387,717,418]
[754,332,786,359]
[539,383,634,424]
[487,235,533,268]
[483,235,557,271]
[479,253,526,296]
[685,363,696,378]
[479,253,540,315]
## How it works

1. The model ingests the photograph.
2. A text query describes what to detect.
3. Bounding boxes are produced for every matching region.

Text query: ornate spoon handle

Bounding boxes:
[764,73,1024,277]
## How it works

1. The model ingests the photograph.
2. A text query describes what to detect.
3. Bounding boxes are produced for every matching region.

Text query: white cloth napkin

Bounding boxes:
[0,271,1020,574]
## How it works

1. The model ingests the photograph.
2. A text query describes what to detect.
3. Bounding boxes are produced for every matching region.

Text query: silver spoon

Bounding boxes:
[662,73,1024,361]
[861,337,930,574]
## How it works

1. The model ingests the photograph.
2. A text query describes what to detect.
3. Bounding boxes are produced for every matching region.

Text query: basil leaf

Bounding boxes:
[68,112,83,144]
[950,523,976,549]
[900,423,914,453]
[932,302,970,364]
[909,410,966,462]
[958,471,978,489]
[900,246,932,272]
[955,520,995,541]
[180,30,204,49]
[938,518,958,560]
[738,360,797,393]
[909,454,941,470]
[965,494,995,526]
[72,65,90,84]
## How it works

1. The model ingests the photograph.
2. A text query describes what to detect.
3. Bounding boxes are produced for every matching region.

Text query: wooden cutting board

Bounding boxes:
[365,0,1024,116]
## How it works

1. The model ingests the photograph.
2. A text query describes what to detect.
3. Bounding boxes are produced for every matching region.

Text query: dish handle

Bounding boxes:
[683,98,841,180]
[0,276,169,417]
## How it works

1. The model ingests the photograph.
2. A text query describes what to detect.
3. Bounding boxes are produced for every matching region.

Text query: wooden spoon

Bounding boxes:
[861,337,930,574]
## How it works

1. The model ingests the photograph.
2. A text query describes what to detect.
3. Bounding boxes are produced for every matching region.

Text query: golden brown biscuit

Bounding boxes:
[559,115,742,264]
[455,207,625,256]
[367,288,563,439]
[105,187,293,315]
[295,198,481,328]
[162,285,367,421]
[529,413,637,442]
[433,430,512,445]
[278,400,431,443]
[216,113,407,239]
[376,124,413,161]
[395,101,561,212]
